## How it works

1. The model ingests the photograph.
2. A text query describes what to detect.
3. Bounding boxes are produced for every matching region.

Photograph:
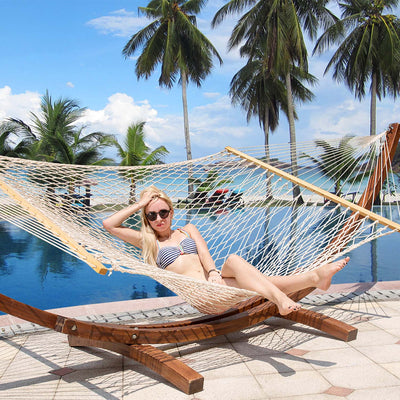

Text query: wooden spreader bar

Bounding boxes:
[0,124,399,394]
[0,179,108,275]
[226,123,400,232]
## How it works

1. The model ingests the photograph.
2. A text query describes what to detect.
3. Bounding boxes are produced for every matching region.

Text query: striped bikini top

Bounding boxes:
[156,229,198,269]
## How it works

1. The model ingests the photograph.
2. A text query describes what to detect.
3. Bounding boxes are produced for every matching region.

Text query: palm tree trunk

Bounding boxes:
[262,111,272,254]
[129,178,136,204]
[181,69,194,195]
[335,180,341,197]
[370,71,377,136]
[263,109,272,200]
[84,184,91,208]
[285,71,303,204]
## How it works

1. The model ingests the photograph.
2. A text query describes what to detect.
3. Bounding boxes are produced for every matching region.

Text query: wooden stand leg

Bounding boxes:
[68,335,204,394]
[280,308,358,342]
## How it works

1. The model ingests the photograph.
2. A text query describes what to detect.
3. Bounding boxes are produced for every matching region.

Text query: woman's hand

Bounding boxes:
[139,190,159,208]
[184,224,222,284]
[103,190,159,247]
[207,270,222,284]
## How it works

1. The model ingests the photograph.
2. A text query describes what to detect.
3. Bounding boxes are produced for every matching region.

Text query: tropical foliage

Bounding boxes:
[111,121,169,202]
[4,91,114,165]
[123,0,222,175]
[1,92,116,206]
[301,136,364,196]
[0,120,36,157]
[229,52,316,149]
[229,49,288,144]
[213,0,335,201]
[1,1,399,196]
[313,0,400,135]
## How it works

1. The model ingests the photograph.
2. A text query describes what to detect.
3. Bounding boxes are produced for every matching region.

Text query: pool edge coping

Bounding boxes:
[1,280,400,337]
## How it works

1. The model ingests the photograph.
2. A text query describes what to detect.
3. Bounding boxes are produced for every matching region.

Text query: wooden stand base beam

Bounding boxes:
[68,335,204,395]
[280,308,358,342]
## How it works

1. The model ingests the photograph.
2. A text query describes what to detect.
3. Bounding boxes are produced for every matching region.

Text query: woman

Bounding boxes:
[103,186,349,316]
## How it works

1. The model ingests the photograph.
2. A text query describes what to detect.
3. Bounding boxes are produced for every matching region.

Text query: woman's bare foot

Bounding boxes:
[315,257,350,291]
[276,297,302,316]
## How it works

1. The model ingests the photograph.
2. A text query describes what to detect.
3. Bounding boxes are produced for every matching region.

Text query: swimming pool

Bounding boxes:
[0,214,399,312]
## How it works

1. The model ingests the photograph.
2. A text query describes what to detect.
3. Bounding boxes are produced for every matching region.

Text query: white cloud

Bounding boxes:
[3,85,397,164]
[86,9,148,37]
[187,95,259,149]
[79,93,163,139]
[0,86,41,121]
[306,97,399,140]
[309,99,369,136]
[0,86,186,156]
[66,82,74,88]
[203,92,220,98]
[79,92,258,156]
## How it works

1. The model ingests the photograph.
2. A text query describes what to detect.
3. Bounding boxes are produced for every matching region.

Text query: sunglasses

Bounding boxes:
[146,209,171,222]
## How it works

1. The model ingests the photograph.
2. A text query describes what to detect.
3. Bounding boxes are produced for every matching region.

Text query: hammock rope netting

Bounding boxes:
[0,129,399,313]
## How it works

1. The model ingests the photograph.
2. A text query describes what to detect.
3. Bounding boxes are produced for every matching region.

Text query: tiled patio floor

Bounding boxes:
[0,282,399,399]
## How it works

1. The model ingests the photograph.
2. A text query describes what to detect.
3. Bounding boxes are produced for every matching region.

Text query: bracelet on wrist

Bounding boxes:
[208,269,221,276]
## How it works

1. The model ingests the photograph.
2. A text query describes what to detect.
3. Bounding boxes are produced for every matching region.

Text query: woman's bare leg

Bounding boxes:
[221,254,301,316]
[265,257,350,294]
[221,255,349,316]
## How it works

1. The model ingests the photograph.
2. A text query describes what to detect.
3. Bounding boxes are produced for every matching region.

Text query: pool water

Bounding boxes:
[0,215,399,312]
[0,221,174,311]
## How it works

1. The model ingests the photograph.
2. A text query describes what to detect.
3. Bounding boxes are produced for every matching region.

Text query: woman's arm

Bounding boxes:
[103,191,156,247]
[184,224,223,283]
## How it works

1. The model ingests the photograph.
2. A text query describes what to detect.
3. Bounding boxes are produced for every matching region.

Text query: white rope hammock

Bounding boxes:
[0,129,399,314]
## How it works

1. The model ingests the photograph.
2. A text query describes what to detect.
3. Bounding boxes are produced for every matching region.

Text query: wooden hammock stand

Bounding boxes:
[0,123,399,394]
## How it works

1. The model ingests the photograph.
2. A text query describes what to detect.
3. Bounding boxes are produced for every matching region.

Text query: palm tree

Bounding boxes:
[301,135,364,197]
[6,92,115,205]
[213,0,336,202]
[229,49,316,198]
[41,127,115,204]
[0,120,36,157]
[122,0,222,194]
[29,90,83,159]
[229,52,287,149]
[44,127,114,165]
[230,57,285,199]
[6,91,114,164]
[313,0,400,136]
[112,121,169,202]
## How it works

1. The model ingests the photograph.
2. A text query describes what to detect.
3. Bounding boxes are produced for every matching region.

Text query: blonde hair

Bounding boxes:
[139,185,174,266]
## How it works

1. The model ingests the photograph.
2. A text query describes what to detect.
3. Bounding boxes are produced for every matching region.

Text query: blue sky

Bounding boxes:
[1,0,399,162]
